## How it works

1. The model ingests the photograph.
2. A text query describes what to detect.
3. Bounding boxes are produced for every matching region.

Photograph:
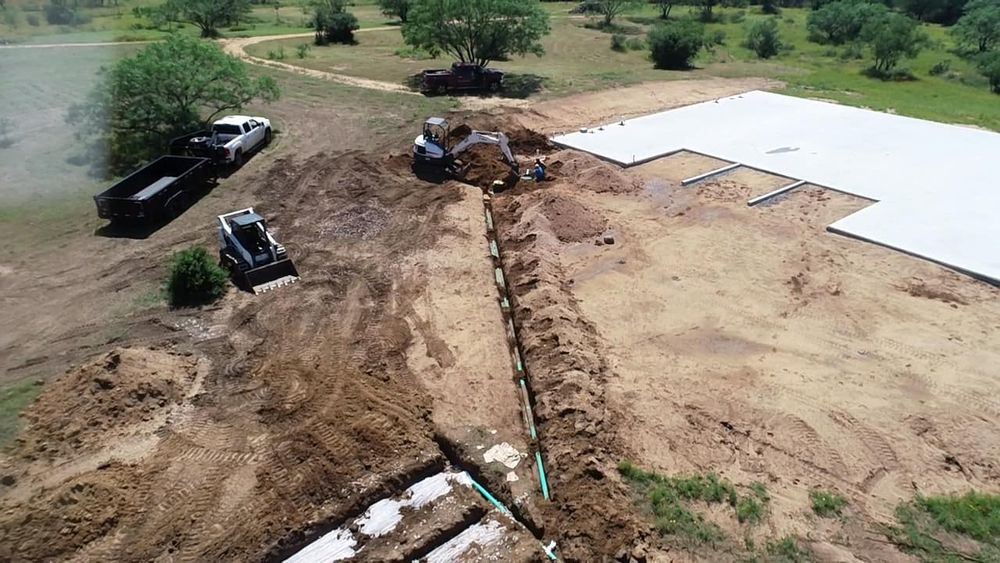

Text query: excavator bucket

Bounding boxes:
[242,258,300,294]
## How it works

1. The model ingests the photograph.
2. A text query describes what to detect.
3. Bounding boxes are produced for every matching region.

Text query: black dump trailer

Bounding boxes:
[93,155,212,225]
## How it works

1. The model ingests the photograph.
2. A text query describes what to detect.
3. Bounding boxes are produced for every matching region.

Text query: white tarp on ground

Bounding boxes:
[552,90,1000,284]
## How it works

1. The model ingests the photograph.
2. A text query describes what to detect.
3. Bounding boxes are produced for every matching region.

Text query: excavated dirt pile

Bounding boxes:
[494,188,651,561]
[0,151,466,562]
[16,348,196,459]
[542,150,642,194]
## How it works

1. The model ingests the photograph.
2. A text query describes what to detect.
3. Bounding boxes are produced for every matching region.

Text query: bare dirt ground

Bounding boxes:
[494,149,1000,560]
[9,72,978,562]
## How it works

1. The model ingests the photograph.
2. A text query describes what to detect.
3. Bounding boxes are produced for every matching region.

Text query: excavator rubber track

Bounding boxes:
[242,258,300,294]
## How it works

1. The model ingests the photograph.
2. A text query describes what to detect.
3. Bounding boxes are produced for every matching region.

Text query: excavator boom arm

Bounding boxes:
[448,131,517,170]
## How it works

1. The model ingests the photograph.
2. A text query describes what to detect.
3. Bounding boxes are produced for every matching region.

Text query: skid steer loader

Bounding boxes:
[217,208,299,294]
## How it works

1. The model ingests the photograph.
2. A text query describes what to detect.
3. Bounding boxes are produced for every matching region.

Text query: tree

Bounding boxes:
[313,0,358,44]
[45,0,91,25]
[952,0,1000,52]
[167,246,229,307]
[378,0,410,22]
[595,0,640,25]
[402,0,551,67]
[166,0,250,37]
[651,0,674,18]
[861,12,927,74]
[67,35,279,175]
[648,18,705,68]
[807,0,887,44]
[900,0,967,24]
[698,0,718,21]
[745,18,782,57]
[978,50,1000,93]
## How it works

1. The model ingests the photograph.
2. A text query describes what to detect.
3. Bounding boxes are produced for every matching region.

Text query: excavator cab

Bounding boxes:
[414,117,451,164]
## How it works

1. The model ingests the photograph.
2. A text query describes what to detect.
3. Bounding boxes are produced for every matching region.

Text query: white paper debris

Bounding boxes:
[483,442,523,469]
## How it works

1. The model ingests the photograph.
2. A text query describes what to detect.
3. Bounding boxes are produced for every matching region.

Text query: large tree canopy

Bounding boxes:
[68,35,279,175]
[166,0,250,37]
[952,0,1000,52]
[402,0,551,67]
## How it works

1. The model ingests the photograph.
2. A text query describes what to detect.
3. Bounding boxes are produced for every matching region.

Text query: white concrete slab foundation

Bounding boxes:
[552,91,1000,284]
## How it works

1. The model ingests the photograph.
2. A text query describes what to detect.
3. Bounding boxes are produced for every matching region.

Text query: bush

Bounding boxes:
[570,0,603,14]
[611,32,628,51]
[762,0,781,13]
[861,11,927,76]
[296,43,311,58]
[745,17,782,58]
[709,28,726,45]
[167,246,229,307]
[314,1,359,45]
[978,51,1000,93]
[648,18,705,69]
[266,46,286,60]
[928,58,951,76]
[44,0,90,26]
[26,12,40,25]
[810,489,848,517]
[626,36,645,50]
[839,41,864,59]
[807,0,887,45]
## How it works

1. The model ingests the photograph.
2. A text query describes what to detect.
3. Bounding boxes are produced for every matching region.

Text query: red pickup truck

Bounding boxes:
[420,62,505,94]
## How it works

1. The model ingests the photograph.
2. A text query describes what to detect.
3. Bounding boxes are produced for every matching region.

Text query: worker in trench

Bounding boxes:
[532,158,547,182]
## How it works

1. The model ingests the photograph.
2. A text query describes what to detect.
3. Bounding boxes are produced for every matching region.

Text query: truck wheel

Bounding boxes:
[488,81,500,93]
[233,150,243,168]
[264,128,272,146]
[435,84,446,96]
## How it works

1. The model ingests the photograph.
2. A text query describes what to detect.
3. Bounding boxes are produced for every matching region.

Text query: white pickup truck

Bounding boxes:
[172,115,272,168]
[209,115,271,167]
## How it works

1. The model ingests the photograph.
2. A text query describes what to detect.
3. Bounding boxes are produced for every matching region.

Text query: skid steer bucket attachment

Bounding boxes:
[242,258,299,294]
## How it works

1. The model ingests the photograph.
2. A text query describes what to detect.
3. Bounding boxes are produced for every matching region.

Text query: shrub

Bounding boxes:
[626,36,645,50]
[296,42,311,58]
[26,12,40,25]
[928,58,951,76]
[611,32,628,51]
[44,0,90,26]
[810,489,848,517]
[570,0,603,14]
[648,18,705,69]
[745,17,782,58]
[167,246,229,307]
[861,12,928,76]
[977,51,1000,93]
[266,46,286,60]
[709,28,727,45]
[807,0,888,45]
[839,41,864,59]
[762,0,781,14]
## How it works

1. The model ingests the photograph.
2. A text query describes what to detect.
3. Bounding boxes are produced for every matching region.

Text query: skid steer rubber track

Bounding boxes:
[243,258,300,294]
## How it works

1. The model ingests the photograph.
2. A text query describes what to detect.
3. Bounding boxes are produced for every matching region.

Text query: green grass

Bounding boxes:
[810,489,848,518]
[1,0,394,44]
[764,536,812,562]
[887,493,1000,562]
[0,379,44,447]
[619,460,771,547]
[247,4,999,128]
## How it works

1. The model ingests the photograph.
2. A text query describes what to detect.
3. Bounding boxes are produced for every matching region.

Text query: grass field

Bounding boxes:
[0,0,395,44]
[246,4,1000,130]
[0,378,43,447]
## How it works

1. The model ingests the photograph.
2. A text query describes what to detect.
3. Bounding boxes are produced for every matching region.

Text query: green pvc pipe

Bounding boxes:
[520,379,537,440]
[467,473,510,515]
[536,452,550,500]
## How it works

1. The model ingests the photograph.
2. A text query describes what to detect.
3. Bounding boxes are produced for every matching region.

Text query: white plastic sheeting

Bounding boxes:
[284,471,473,562]
[553,91,1000,284]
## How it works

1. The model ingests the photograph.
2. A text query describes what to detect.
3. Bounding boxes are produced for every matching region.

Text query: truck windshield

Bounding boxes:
[212,124,243,135]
